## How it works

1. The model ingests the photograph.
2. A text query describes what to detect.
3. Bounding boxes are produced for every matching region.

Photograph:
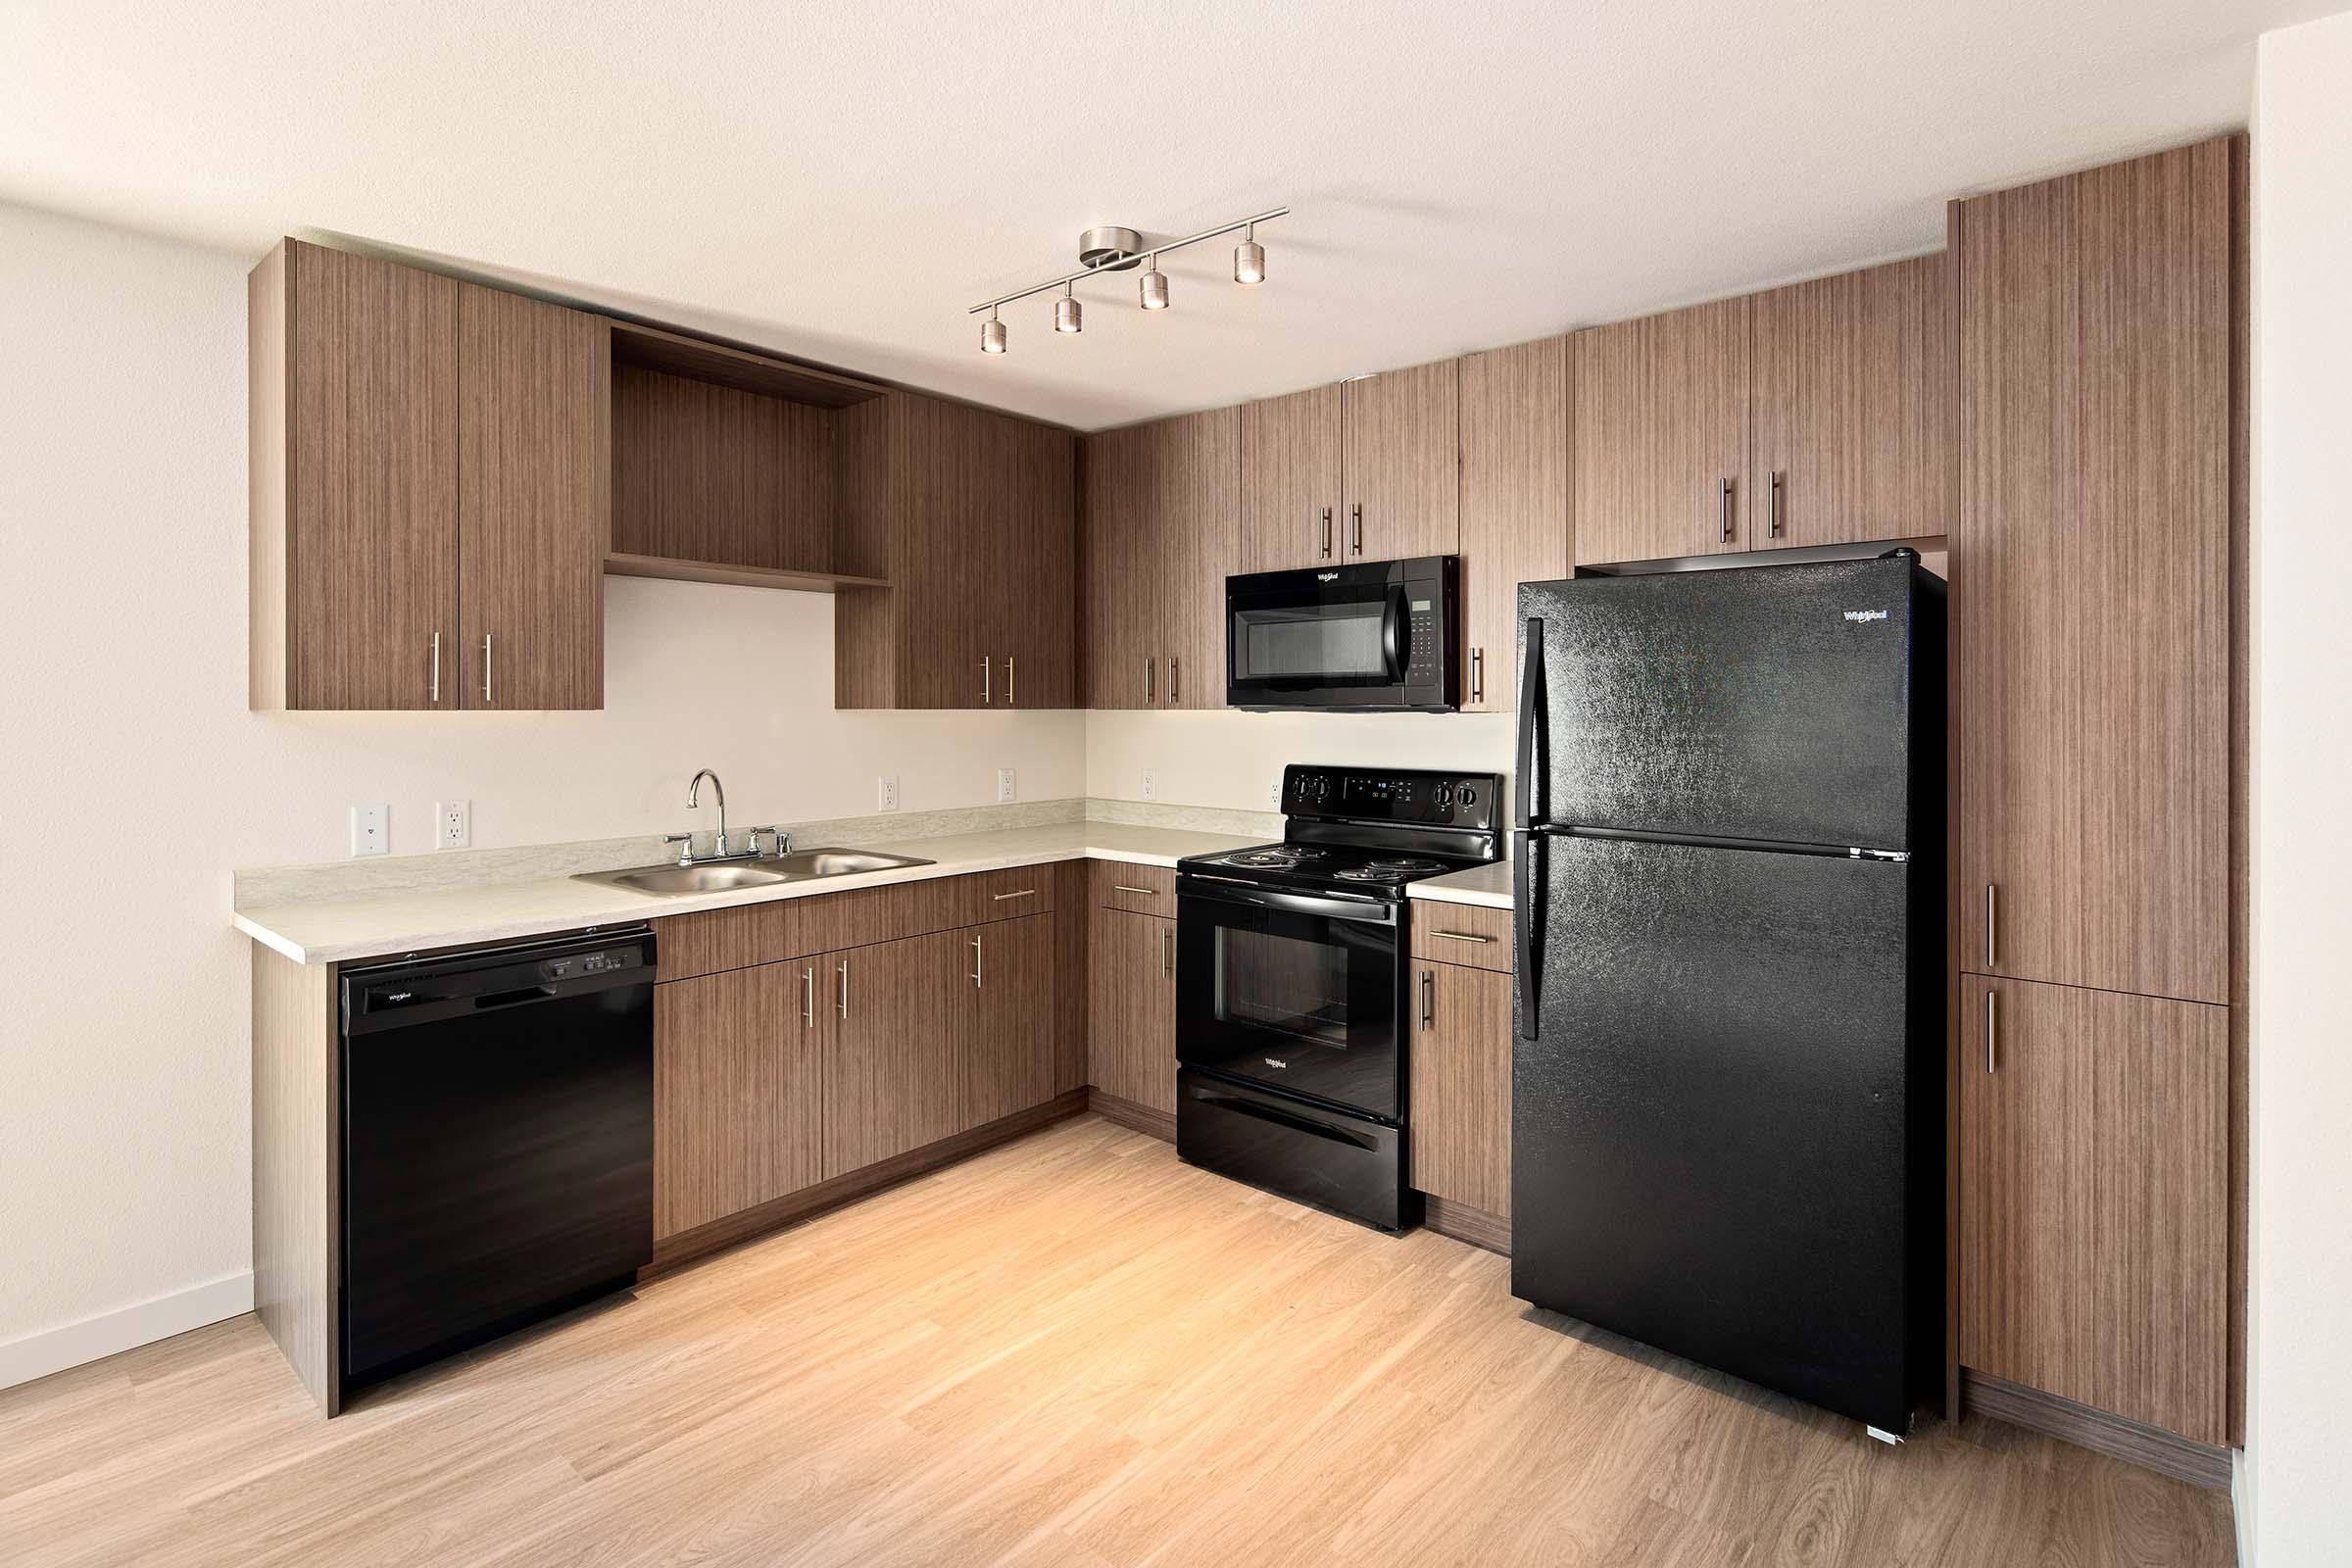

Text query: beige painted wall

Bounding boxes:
[1084,710,1517,813]
[0,200,1083,1367]
[2243,12,2352,1562]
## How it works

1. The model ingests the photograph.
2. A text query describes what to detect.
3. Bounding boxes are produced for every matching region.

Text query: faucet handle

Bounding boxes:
[745,826,780,858]
[662,832,695,865]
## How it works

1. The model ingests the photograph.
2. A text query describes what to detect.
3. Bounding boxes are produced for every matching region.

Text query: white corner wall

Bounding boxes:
[2245,10,2352,1563]
[0,200,1083,1382]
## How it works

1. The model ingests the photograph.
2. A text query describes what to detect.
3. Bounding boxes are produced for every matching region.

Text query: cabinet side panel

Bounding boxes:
[249,244,289,710]
[253,946,337,1412]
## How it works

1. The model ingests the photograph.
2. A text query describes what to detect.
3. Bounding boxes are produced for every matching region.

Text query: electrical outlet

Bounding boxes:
[350,804,388,858]
[1140,767,1156,802]
[436,799,471,850]
[1268,779,1282,807]
[877,774,900,812]
[997,767,1017,804]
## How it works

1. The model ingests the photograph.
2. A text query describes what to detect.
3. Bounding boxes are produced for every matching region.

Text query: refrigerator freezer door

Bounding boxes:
[1516,558,1924,851]
[1512,833,1921,1431]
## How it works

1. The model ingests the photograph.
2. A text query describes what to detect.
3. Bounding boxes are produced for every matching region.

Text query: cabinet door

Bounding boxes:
[654,964,823,1239]
[457,283,609,710]
[1956,141,2231,1004]
[998,420,1077,709]
[279,241,459,710]
[1572,297,1750,566]
[1457,338,1569,710]
[1959,976,2227,1442]
[1344,358,1460,562]
[1409,961,1512,1216]
[959,913,1059,1129]
[1240,383,1343,572]
[1751,254,1952,550]
[823,934,956,1176]
[1157,406,1240,710]
[1088,908,1176,1113]
[895,395,997,710]
[1082,418,1163,710]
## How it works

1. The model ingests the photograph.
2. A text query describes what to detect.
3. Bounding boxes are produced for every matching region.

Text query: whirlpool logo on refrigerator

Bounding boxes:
[1843,610,1889,623]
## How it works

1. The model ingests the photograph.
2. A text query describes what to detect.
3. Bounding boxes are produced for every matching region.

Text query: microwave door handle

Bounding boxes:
[1382,586,1406,681]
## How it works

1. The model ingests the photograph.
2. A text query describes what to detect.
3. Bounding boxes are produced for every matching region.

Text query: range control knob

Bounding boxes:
[1458,785,1478,808]
[1433,784,1454,808]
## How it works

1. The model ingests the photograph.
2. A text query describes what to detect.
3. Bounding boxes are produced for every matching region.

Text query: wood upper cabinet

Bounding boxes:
[457,283,609,710]
[836,392,1077,710]
[1959,975,2228,1443]
[1456,337,1569,710]
[1240,383,1343,572]
[1088,907,1176,1113]
[251,240,608,710]
[1081,407,1238,709]
[1572,296,1750,567]
[654,964,823,1240]
[957,912,1059,1130]
[1956,138,2233,1004]
[1750,253,1952,548]
[252,239,459,710]
[822,931,956,1177]
[1409,959,1512,1217]
[1345,359,1461,562]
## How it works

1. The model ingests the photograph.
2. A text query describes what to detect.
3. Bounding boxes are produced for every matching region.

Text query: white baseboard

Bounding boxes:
[0,1272,254,1394]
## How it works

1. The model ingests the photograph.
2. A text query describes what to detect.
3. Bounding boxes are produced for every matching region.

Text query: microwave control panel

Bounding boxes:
[1284,767,1500,830]
[1401,595,1440,686]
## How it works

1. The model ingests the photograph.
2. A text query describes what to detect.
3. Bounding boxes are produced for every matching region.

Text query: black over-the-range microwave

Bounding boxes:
[1224,556,1460,711]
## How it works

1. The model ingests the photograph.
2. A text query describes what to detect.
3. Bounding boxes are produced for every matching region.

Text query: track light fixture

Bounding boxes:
[969,206,1289,354]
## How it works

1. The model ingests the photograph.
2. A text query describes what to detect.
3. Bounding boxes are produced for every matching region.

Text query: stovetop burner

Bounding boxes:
[1224,846,1330,868]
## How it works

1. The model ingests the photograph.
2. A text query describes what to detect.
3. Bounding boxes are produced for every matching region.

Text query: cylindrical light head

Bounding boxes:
[1140,256,1169,311]
[1234,222,1265,285]
[981,309,1006,354]
[1054,283,1083,333]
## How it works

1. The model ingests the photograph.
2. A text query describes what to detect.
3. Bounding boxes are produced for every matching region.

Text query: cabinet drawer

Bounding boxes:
[1409,903,1513,971]
[892,865,1058,931]
[1091,859,1176,915]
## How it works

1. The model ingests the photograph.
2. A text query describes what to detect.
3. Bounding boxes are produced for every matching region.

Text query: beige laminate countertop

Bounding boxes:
[234,822,1259,966]
[1407,859,1514,909]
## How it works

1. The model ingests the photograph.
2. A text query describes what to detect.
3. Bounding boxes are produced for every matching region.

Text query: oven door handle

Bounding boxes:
[1180,878,1398,925]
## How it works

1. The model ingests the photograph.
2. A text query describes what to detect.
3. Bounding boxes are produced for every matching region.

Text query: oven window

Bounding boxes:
[1233,604,1387,682]
[1217,925,1352,1048]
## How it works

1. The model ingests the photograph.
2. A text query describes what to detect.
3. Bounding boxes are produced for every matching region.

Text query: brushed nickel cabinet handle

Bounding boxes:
[1159,925,1171,978]
[1350,501,1363,555]
[1718,478,1735,544]
[981,656,992,705]
[1169,655,1180,705]
[1433,931,1493,945]
[430,632,441,703]
[1145,657,1155,705]
[1319,505,1333,560]
[1112,884,1155,897]
[991,888,1036,901]
[802,965,814,1029]
[1007,654,1015,707]
[1471,646,1484,705]
[971,933,983,989]
[1985,988,1997,1075]
[1420,968,1436,1029]
[1770,470,1786,538]
[1985,884,1998,969]
[482,632,493,704]
[837,958,850,1019]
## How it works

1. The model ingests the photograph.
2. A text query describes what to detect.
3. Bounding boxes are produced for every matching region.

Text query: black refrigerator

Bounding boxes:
[1510,554,1943,1436]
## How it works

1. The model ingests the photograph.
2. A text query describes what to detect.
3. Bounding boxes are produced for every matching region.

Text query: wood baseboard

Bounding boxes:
[645,1089,1090,1276]
[1423,1196,1511,1255]
[1087,1088,1175,1143]
[1962,1369,2231,1491]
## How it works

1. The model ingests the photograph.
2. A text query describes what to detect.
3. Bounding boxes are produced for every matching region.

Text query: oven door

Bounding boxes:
[1224,557,1456,710]
[1176,877,1403,1120]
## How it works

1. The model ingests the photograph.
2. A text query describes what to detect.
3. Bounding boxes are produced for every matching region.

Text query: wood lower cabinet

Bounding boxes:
[1081,407,1238,709]
[654,964,823,1239]
[1572,296,1750,567]
[822,932,956,1177]
[1456,337,1569,710]
[1409,960,1512,1218]
[1959,975,2228,1443]
[1088,907,1176,1113]
[957,912,1058,1130]
[1955,138,2233,1004]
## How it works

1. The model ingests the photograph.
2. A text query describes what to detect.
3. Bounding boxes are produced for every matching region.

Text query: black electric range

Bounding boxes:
[1172,764,1503,1232]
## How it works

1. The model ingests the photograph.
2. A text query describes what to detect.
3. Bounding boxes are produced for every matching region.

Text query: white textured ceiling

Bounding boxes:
[0,0,2320,430]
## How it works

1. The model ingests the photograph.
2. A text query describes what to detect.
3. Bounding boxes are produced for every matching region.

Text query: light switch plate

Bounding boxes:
[877,775,900,812]
[997,767,1017,804]
[350,804,388,858]
[1140,767,1156,802]
[437,799,471,850]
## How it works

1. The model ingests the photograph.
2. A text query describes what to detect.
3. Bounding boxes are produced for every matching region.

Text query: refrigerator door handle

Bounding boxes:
[1515,829,1543,1041]
[1514,616,1545,829]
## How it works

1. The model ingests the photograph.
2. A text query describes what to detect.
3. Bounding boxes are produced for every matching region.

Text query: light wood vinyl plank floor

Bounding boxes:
[0,1115,2236,1566]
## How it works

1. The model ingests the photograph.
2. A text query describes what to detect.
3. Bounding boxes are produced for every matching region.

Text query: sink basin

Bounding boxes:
[575,847,934,899]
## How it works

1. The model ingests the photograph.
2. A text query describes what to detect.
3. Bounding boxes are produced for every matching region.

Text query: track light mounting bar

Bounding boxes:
[968,206,1292,316]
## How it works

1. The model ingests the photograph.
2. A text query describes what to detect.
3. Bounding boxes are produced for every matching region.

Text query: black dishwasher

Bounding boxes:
[340,927,656,1391]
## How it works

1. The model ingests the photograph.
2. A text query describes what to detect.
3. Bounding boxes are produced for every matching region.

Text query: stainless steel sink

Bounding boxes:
[575,847,934,899]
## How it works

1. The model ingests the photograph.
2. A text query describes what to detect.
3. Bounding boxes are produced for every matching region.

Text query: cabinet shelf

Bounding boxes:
[604,553,890,594]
